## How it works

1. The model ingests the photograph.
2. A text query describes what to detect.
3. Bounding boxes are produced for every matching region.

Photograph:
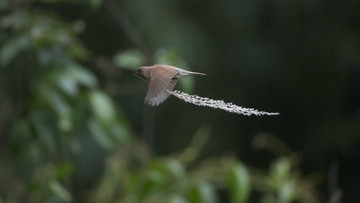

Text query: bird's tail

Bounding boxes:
[185,70,206,76]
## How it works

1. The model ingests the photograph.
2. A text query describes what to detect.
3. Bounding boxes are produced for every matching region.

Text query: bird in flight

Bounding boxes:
[134,64,206,106]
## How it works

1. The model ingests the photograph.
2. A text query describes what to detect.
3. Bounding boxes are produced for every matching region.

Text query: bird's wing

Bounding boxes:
[167,78,178,91]
[145,78,178,106]
[145,68,178,106]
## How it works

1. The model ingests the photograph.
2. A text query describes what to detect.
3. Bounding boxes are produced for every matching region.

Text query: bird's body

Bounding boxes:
[134,64,205,106]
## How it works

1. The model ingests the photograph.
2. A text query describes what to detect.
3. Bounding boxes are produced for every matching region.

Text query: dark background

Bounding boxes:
[1,0,359,202]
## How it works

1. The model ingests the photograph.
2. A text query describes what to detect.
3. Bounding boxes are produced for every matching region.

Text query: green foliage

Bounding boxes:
[0,0,128,201]
[227,163,251,203]
[90,131,318,203]
[0,0,326,202]
[114,49,147,70]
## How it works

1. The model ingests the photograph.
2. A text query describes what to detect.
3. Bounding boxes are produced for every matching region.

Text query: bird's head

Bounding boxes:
[134,66,151,78]
[134,67,143,76]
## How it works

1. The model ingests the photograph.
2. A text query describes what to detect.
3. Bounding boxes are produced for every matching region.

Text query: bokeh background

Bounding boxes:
[1,0,359,202]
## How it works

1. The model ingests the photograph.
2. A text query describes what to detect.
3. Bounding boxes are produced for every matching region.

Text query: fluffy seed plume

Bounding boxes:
[167,90,279,116]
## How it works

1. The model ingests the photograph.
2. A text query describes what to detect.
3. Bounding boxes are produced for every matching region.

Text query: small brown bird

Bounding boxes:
[134,64,206,106]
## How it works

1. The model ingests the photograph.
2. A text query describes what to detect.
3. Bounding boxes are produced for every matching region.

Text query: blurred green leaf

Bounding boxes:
[56,74,78,97]
[129,159,187,201]
[114,49,146,70]
[10,119,32,154]
[155,49,186,66]
[90,0,103,10]
[108,124,129,144]
[0,10,29,29]
[165,159,186,183]
[31,112,57,153]
[89,90,116,125]
[264,158,299,203]
[169,195,187,203]
[55,63,97,96]
[0,35,30,66]
[227,162,251,203]
[55,163,74,179]
[38,0,71,3]
[88,118,114,150]
[68,64,97,88]
[37,47,64,66]
[46,90,73,132]
[261,194,277,203]
[189,182,217,203]
[269,158,292,189]
[48,91,71,118]
[93,154,124,202]
[279,179,296,203]
[49,180,71,202]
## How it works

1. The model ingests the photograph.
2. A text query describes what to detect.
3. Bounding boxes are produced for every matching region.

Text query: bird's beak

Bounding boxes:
[133,68,140,75]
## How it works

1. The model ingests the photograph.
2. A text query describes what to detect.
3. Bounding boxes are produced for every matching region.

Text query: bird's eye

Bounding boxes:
[134,68,141,75]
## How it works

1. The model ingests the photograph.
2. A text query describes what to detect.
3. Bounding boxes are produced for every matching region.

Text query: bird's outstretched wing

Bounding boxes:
[145,67,178,106]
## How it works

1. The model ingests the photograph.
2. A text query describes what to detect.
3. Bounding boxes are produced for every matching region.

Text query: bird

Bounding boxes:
[134,64,206,106]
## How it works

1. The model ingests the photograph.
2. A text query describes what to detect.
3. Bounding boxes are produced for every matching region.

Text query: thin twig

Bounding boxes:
[104,0,155,145]
[104,0,153,63]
